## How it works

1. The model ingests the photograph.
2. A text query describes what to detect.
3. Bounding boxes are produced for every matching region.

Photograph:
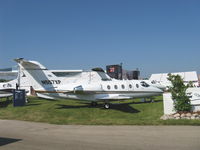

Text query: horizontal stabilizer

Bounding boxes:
[36,93,55,100]
[14,58,47,70]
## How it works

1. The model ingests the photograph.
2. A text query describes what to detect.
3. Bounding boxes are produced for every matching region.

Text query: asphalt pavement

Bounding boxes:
[0,120,200,150]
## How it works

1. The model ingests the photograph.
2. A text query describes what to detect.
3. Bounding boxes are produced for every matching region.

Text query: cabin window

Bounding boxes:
[107,85,111,90]
[121,84,125,89]
[136,84,139,88]
[114,85,118,89]
[129,84,132,88]
[140,81,150,87]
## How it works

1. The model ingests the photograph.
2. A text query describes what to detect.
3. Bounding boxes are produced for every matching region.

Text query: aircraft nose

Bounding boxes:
[156,87,164,93]
[152,86,164,93]
[158,85,166,91]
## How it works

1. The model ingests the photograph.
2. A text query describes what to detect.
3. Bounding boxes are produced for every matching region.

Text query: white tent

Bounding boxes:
[149,71,199,87]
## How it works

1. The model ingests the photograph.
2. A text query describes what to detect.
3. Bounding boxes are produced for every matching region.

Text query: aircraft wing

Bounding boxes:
[34,89,131,100]
[0,88,13,93]
[97,95,132,100]
[0,93,12,98]
[0,89,13,98]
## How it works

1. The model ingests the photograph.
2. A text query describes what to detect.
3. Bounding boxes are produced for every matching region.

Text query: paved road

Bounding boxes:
[0,120,200,150]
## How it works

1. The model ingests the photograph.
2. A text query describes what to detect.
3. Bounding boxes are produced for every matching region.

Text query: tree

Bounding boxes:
[167,74,191,112]
[0,79,8,82]
[188,81,194,87]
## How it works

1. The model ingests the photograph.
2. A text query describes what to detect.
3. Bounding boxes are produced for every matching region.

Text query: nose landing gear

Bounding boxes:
[104,103,110,109]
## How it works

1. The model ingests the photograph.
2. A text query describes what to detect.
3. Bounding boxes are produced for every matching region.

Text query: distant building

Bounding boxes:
[122,69,140,80]
[149,71,199,87]
[106,65,122,80]
[106,64,140,80]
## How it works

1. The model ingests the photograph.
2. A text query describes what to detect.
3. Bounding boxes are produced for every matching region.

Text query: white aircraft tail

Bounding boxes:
[14,58,62,91]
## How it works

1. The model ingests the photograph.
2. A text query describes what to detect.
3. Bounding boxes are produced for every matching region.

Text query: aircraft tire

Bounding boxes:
[104,103,110,109]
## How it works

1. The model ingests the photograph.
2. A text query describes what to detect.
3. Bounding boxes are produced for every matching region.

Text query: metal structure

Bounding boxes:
[13,89,26,107]
[106,64,140,80]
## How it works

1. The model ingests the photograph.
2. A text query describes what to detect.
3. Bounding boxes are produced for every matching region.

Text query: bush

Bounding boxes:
[167,74,191,112]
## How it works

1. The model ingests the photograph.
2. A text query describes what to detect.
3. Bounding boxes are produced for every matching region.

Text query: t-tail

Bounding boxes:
[14,58,62,92]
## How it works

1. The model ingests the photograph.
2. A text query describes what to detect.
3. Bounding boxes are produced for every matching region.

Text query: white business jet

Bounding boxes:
[0,69,30,99]
[0,80,16,98]
[14,58,163,108]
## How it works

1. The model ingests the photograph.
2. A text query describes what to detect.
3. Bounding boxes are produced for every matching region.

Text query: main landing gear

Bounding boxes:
[91,101,110,109]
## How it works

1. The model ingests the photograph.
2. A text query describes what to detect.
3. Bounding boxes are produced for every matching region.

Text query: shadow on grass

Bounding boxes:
[0,100,12,108]
[56,102,140,114]
[0,137,22,146]
[133,99,162,104]
[25,103,42,107]
[40,98,57,101]
[108,103,140,113]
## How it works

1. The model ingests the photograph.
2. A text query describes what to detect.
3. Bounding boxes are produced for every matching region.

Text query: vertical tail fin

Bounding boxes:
[14,59,61,91]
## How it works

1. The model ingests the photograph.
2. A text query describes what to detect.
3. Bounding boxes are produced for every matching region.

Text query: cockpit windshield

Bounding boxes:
[91,68,111,81]
[98,72,112,81]
[140,81,150,87]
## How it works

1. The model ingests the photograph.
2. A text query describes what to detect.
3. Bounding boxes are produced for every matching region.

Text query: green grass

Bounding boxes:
[0,96,200,125]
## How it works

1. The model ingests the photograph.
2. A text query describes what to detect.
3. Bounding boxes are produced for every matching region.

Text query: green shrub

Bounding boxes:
[167,74,191,112]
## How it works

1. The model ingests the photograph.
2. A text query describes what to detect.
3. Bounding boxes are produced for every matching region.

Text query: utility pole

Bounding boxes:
[120,62,123,80]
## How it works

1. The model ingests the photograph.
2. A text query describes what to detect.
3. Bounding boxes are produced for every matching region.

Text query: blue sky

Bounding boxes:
[0,0,200,77]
